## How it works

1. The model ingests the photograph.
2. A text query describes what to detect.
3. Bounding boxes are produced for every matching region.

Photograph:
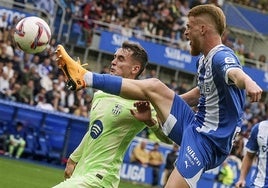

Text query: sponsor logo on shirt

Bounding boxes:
[90,120,103,139]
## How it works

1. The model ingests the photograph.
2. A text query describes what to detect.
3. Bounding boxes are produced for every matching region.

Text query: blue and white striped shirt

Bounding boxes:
[246,120,268,187]
[195,45,246,154]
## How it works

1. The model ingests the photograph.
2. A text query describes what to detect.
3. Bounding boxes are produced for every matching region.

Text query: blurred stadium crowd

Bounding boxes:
[0,0,268,163]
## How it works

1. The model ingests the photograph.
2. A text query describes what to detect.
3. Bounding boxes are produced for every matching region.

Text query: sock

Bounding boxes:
[84,72,93,86]
[9,145,14,156]
[84,73,122,95]
[16,146,24,158]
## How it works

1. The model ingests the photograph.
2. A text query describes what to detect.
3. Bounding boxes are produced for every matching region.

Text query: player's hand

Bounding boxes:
[64,158,77,179]
[235,179,246,188]
[245,81,262,103]
[130,101,155,126]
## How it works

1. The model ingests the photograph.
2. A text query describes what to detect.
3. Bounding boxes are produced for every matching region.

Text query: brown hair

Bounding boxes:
[188,4,226,36]
[122,41,148,77]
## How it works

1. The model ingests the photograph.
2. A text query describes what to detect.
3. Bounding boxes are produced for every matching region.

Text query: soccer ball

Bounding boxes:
[13,16,51,54]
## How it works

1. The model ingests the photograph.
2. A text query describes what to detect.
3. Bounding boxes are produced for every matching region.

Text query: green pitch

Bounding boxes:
[0,156,148,188]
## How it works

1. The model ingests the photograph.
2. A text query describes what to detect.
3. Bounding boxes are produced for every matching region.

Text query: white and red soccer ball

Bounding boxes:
[13,16,51,54]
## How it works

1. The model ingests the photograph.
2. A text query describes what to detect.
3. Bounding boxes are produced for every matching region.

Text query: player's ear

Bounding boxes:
[132,65,141,74]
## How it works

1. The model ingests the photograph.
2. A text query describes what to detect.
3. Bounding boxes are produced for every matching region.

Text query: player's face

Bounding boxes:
[184,16,202,56]
[110,48,140,79]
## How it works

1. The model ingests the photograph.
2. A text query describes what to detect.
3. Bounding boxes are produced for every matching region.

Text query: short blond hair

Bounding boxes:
[188,4,226,36]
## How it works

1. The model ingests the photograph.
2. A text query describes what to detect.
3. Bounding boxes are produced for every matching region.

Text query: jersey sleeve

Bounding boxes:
[245,123,259,153]
[213,50,242,85]
[70,131,90,162]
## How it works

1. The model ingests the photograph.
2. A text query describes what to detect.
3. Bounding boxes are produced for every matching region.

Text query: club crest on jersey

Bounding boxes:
[112,104,122,116]
[90,120,103,139]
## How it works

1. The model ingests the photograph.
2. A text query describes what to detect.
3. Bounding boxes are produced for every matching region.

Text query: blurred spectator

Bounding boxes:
[4,40,14,58]
[176,82,188,95]
[18,79,34,105]
[37,57,53,78]
[7,121,26,159]
[0,12,9,42]
[36,95,54,111]
[233,38,245,53]
[3,60,15,80]
[163,144,179,186]
[235,48,245,66]
[100,65,110,74]
[0,42,12,62]
[215,159,235,186]
[179,32,190,51]
[73,104,89,118]
[149,142,164,187]
[40,72,54,91]
[221,28,234,48]
[168,79,178,91]
[190,0,202,9]
[121,21,133,37]
[138,68,147,80]
[244,51,256,67]
[180,1,190,16]
[258,54,267,71]
[146,69,157,78]
[34,87,47,104]
[34,0,55,16]
[130,140,149,167]
[45,80,62,111]
[80,0,102,46]
[5,82,21,102]
[0,64,9,98]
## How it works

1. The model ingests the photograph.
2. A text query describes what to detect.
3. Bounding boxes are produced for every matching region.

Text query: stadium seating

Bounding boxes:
[64,118,88,157]
[35,131,49,160]
[0,102,16,133]
[42,113,69,163]
[23,128,38,158]
[14,107,45,133]
[0,99,89,164]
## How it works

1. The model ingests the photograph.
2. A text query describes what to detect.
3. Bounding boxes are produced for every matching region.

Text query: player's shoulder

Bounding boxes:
[258,120,268,130]
[213,45,236,62]
[94,90,113,97]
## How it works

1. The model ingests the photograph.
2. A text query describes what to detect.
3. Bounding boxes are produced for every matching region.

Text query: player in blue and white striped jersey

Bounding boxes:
[236,120,268,188]
[56,4,263,188]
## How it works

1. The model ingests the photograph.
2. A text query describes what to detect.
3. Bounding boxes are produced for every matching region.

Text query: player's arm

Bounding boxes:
[65,131,90,179]
[235,151,255,188]
[130,101,172,144]
[227,68,262,102]
[180,86,200,107]
[64,158,76,179]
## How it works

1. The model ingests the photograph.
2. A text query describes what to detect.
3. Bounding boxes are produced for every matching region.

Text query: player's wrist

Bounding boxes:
[146,119,158,128]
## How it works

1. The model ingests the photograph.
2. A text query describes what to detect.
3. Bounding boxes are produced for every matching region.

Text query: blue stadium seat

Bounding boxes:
[14,107,44,132]
[23,132,37,157]
[65,118,88,157]
[0,103,16,130]
[42,113,70,163]
[35,131,49,160]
